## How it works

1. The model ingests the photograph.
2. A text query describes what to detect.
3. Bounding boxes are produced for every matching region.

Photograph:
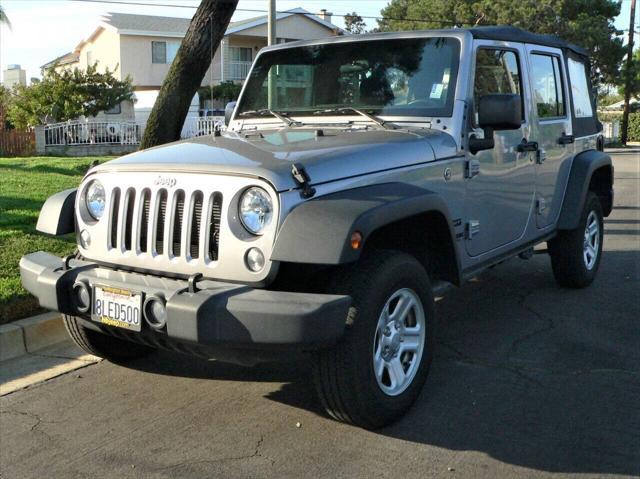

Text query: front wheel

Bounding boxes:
[548,191,604,288]
[312,251,435,429]
[63,315,154,362]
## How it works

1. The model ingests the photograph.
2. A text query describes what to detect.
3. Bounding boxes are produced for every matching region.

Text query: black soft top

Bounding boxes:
[467,26,588,58]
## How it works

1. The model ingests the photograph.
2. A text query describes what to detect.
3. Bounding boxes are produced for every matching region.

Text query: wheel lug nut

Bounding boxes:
[383,327,391,336]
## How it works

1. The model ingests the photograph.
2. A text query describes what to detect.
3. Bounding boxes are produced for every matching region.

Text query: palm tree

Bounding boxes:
[0,5,11,29]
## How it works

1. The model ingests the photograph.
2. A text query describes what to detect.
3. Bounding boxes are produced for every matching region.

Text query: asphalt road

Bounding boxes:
[1,151,639,479]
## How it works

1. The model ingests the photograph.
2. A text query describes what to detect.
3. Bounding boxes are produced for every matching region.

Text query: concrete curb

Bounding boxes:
[0,312,66,362]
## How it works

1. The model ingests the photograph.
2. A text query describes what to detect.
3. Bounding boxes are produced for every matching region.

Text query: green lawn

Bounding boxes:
[0,156,113,323]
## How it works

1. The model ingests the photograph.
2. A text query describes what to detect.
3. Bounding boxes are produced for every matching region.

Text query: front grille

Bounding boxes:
[81,172,276,283]
[109,187,223,261]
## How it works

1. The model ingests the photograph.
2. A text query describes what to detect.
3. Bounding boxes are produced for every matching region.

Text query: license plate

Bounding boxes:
[92,286,143,332]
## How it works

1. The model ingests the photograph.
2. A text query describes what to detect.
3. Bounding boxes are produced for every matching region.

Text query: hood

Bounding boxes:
[94,127,458,191]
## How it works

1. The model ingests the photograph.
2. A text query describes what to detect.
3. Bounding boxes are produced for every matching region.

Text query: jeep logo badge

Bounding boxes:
[154,176,177,187]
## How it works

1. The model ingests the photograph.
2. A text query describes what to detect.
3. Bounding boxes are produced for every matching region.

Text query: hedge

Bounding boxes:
[598,112,640,142]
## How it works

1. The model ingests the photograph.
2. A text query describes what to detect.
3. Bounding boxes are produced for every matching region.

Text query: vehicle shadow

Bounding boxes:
[123,249,640,475]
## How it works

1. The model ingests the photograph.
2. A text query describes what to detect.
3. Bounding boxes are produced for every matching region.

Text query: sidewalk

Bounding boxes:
[0,312,100,395]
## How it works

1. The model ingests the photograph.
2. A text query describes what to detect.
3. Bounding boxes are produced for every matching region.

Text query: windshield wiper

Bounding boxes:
[238,109,302,127]
[312,107,396,130]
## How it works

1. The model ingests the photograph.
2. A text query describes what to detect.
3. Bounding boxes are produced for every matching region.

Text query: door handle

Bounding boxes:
[558,133,575,145]
[517,139,539,152]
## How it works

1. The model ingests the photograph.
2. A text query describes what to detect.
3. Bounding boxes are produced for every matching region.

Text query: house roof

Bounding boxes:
[41,51,79,70]
[601,98,640,110]
[103,12,191,35]
[101,8,342,37]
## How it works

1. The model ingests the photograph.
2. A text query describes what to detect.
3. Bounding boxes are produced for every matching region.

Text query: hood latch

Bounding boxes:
[291,163,316,199]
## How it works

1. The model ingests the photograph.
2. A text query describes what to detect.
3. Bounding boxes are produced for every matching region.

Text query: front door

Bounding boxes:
[464,42,536,257]
[525,45,574,228]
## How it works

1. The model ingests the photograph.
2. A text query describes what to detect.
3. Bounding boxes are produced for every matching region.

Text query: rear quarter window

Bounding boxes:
[567,58,593,118]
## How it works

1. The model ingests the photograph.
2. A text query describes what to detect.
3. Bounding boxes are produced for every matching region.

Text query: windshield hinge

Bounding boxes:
[291,163,316,199]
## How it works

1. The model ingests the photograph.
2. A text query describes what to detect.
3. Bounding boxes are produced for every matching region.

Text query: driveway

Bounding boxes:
[1,151,638,478]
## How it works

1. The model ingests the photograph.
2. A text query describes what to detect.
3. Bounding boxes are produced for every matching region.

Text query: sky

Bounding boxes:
[0,0,638,83]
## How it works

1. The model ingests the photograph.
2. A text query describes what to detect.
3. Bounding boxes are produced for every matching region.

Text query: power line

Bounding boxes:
[65,0,488,26]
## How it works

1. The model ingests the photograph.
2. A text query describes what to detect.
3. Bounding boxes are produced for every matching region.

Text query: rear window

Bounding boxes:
[530,54,565,119]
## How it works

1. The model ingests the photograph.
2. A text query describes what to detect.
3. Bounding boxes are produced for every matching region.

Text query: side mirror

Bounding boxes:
[224,101,237,126]
[469,94,522,154]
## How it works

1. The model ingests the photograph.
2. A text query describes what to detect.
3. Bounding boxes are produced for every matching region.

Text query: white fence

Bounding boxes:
[601,121,620,144]
[229,61,252,80]
[44,117,224,147]
[180,116,224,139]
[44,121,142,146]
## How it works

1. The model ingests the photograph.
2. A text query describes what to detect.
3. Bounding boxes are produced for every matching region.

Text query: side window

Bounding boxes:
[152,41,167,64]
[530,54,565,118]
[473,49,523,123]
[567,57,594,118]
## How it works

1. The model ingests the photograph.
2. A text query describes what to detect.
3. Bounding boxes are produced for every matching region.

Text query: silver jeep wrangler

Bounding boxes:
[21,26,613,428]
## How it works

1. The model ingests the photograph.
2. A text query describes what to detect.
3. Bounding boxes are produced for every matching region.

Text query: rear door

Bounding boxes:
[525,45,573,228]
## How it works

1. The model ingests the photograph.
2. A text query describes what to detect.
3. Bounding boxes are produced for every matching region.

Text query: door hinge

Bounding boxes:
[536,197,546,214]
[466,220,480,239]
[536,148,547,164]
[465,158,480,179]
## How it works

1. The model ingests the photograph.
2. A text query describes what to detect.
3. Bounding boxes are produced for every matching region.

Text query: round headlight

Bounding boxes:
[239,187,273,235]
[85,180,106,220]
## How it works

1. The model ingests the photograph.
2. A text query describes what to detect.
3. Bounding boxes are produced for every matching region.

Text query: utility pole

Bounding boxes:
[268,0,276,46]
[267,0,276,108]
[621,0,637,145]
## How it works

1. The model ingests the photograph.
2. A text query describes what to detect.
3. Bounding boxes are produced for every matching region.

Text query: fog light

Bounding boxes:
[143,295,167,329]
[72,281,91,313]
[79,229,91,249]
[245,248,265,272]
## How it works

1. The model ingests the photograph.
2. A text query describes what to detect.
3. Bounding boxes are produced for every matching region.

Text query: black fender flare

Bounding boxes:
[557,150,613,230]
[36,188,77,236]
[271,182,458,265]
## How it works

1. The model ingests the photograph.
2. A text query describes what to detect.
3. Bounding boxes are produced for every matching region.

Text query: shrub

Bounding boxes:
[598,112,640,142]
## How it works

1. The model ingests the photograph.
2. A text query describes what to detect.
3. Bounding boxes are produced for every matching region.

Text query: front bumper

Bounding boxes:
[20,252,350,357]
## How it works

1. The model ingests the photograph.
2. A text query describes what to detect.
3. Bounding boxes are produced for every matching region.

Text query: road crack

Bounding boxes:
[507,290,556,358]
[0,409,57,441]
[438,341,639,378]
[155,434,266,472]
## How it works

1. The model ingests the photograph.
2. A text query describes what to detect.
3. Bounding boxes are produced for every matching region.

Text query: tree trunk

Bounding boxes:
[141,0,238,149]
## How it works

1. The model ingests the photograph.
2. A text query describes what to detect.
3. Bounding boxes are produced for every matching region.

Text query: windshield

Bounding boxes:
[236,37,461,120]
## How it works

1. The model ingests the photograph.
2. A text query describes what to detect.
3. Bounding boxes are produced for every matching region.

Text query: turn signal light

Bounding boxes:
[350,231,363,250]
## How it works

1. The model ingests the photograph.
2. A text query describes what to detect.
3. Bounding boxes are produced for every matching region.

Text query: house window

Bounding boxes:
[152,41,167,63]
[229,47,252,62]
[105,103,121,114]
[167,42,180,63]
[86,51,93,66]
[229,47,252,79]
[152,41,180,64]
[530,54,565,118]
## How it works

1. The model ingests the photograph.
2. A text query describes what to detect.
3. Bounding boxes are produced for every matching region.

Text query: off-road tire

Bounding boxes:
[63,315,153,362]
[548,192,604,288]
[312,250,435,429]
